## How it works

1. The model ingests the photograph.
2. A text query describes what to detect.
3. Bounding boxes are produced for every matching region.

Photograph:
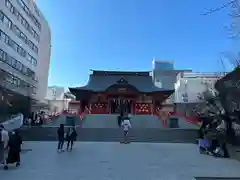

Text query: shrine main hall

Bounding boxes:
[69,70,174,115]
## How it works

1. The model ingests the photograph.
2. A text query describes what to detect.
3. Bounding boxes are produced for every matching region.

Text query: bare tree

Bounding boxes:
[202,0,240,68]
[194,79,223,117]
[201,0,236,16]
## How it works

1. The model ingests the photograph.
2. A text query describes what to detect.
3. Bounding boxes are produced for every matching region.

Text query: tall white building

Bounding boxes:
[152,59,174,71]
[46,86,65,101]
[174,72,222,103]
[0,0,51,102]
[152,59,191,104]
[45,86,72,114]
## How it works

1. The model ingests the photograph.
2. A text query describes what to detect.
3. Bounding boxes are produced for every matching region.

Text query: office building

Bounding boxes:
[152,59,191,105]
[152,60,174,71]
[0,0,51,115]
[174,72,223,115]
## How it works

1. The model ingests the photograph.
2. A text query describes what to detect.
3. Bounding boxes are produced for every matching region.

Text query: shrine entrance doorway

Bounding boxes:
[109,98,132,114]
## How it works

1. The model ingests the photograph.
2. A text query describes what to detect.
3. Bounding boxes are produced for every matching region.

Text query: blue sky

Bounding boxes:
[36,0,233,88]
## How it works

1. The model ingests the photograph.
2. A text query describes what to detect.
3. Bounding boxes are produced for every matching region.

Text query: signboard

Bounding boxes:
[118,88,126,92]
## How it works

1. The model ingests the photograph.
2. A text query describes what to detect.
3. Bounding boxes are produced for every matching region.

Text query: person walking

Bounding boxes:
[121,114,132,143]
[0,125,9,170]
[6,130,22,169]
[57,124,65,152]
[66,126,77,151]
[118,111,124,127]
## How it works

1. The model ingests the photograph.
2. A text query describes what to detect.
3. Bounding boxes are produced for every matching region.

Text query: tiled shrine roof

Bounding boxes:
[69,70,174,94]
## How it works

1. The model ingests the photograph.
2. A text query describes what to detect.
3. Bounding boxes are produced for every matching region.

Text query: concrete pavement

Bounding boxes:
[1,142,240,180]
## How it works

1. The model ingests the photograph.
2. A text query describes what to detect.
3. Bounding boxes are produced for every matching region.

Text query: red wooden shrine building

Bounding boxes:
[69,70,174,115]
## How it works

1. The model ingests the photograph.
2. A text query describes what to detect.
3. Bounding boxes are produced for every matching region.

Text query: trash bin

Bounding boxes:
[168,117,179,128]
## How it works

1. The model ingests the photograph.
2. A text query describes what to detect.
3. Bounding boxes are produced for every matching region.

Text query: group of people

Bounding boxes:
[0,125,22,170]
[198,117,230,158]
[23,113,44,126]
[57,124,78,153]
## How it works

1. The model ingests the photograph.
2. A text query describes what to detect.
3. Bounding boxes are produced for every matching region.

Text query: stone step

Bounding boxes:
[20,127,198,143]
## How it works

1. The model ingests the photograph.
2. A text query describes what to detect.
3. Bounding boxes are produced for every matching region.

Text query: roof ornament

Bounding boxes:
[116,78,128,84]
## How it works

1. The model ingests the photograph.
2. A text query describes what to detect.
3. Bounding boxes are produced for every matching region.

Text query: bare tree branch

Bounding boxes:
[202,0,236,15]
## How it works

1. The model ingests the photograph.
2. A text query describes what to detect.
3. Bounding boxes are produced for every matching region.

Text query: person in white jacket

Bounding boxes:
[121,114,132,143]
[0,124,9,170]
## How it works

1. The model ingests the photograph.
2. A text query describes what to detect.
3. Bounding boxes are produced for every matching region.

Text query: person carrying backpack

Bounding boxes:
[121,114,132,143]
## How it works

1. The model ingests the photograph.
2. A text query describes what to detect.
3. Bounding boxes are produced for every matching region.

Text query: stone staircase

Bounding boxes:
[83,114,163,128]
[20,126,198,143]
[130,115,163,128]
[82,114,119,128]
[82,114,198,129]
[20,114,199,143]
[44,115,81,126]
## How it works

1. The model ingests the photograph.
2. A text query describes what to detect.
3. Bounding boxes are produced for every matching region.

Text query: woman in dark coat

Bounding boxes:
[118,111,124,127]
[66,126,77,151]
[57,124,65,152]
[6,130,22,168]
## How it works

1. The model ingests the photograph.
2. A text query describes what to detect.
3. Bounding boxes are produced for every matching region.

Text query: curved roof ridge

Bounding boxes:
[68,74,93,92]
[90,70,151,76]
[69,73,175,94]
[90,69,151,73]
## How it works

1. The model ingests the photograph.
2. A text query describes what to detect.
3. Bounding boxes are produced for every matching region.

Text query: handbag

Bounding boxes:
[199,139,209,148]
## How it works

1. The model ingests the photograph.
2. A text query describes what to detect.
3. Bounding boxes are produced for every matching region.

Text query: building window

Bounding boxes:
[0,49,7,62]
[0,11,39,54]
[33,3,40,17]
[16,0,41,31]
[10,56,16,67]
[0,69,37,94]
[0,49,3,59]
[0,11,3,21]
[16,61,23,71]
[32,58,37,66]
[0,48,36,80]
[155,80,162,88]
[3,16,11,29]
[5,0,40,42]
[0,30,37,67]
[22,66,27,74]
[5,0,11,9]
[5,73,13,84]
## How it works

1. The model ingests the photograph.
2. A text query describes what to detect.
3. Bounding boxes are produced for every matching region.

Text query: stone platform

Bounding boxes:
[1,142,240,180]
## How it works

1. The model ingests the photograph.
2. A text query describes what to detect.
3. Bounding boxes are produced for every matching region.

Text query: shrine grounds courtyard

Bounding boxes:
[1,142,240,180]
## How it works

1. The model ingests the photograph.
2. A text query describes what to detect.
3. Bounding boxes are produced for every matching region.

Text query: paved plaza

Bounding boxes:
[1,142,240,180]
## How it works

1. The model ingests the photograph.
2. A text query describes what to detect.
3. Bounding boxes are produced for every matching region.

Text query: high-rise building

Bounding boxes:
[152,60,174,70]
[151,59,191,105]
[0,0,51,115]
